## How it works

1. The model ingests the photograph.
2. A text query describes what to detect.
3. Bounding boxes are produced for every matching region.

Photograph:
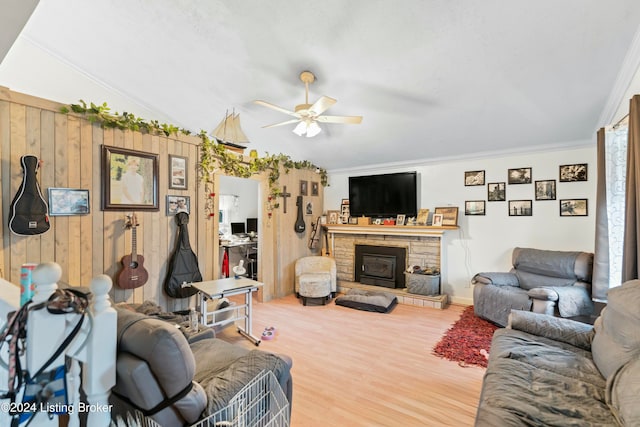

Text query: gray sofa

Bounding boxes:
[473,247,594,326]
[110,305,293,427]
[475,279,640,426]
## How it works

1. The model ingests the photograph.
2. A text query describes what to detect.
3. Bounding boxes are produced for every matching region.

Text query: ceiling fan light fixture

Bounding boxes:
[256,70,361,136]
[292,121,307,136]
[306,121,321,137]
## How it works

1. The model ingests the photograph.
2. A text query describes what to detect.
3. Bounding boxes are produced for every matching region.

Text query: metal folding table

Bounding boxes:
[192,277,263,346]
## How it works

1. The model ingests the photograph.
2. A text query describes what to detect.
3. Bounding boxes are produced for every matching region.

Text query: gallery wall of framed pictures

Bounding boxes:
[463,163,590,218]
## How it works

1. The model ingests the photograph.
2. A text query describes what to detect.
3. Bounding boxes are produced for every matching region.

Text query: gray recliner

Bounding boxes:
[472,247,594,327]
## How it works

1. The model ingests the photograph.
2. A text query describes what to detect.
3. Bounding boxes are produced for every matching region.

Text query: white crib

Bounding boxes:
[0,262,116,427]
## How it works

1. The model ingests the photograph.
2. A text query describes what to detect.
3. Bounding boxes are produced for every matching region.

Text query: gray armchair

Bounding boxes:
[472,247,594,326]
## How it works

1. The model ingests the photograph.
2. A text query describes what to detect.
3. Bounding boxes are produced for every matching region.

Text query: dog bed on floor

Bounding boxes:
[335,288,398,313]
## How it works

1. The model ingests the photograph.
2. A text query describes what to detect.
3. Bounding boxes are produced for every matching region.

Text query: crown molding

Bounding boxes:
[597,23,640,127]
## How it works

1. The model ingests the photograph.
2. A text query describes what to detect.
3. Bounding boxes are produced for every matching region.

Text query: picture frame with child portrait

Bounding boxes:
[102,145,159,211]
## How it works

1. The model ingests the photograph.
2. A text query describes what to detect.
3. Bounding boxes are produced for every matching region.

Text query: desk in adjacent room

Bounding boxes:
[192,277,263,346]
[220,240,258,278]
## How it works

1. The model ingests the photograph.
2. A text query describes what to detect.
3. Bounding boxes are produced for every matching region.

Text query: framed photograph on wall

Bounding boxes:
[465,200,486,216]
[464,170,485,186]
[102,145,159,211]
[300,180,308,196]
[508,200,532,216]
[560,199,588,216]
[535,180,556,200]
[434,207,459,226]
[48,188,90,216]
[487,182,506,201]
[559,164,588,182]
[508,167,532,184]
[311,181,319,196]
[166,195,190,215]
[169,155,188,190]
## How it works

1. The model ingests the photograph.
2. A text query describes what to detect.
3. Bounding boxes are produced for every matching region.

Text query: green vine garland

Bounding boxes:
[61,101,328,213]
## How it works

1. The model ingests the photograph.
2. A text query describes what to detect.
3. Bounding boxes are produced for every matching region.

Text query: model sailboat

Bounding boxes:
[211,110,250,151]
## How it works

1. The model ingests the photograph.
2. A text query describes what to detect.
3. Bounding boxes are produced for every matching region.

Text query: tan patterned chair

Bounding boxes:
[295,256,336,306]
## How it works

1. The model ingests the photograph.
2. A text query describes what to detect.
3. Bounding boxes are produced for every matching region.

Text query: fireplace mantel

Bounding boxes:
[324,224,457,238]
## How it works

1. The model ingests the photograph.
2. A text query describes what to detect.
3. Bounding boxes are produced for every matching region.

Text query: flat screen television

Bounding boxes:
[349,171,418,218]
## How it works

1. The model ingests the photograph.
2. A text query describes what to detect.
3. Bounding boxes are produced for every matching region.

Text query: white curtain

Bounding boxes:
[593,125,628,301]
[601,126,628,294]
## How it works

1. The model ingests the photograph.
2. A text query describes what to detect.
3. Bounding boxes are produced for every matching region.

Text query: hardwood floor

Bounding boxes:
[218,295,485,427]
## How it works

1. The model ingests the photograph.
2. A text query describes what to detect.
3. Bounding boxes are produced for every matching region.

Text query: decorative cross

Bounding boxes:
[280,186,292,213]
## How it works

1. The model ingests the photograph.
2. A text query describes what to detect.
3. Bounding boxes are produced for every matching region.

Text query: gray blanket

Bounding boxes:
[194,349,289,414]
[476,328,615,427]
[552,286,594,317]
[474,284,532,327]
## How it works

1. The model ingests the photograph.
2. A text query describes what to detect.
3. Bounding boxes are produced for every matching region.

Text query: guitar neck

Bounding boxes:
[131,225,138,263]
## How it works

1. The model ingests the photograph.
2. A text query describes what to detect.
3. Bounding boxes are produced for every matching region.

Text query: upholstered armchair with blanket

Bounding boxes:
[472,247,594,326]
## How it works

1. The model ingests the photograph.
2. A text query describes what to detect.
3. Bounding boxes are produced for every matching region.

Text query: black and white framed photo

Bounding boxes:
[305,201,313,216]
[487,182,506,201]
[508,167,532,184]
[166,195,190,215]
[300,180,308,196]
[169,155,188,190]
[508,200,532,216]
[560,199,588,216]
[535,180,556,200]
[465,200,486,216]
[311,181,319,196]
[48,188,90,216]
[464,170,485,186]
[396,214,406,225]
[559,164,588,182]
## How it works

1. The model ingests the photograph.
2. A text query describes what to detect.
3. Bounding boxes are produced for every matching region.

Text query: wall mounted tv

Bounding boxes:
[349,171,418,218]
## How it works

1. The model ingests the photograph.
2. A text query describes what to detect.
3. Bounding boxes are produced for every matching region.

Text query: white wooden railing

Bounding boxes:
[0,262,116,427]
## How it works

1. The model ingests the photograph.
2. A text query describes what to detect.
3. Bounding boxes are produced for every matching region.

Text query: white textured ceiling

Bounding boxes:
[2,0,640,171]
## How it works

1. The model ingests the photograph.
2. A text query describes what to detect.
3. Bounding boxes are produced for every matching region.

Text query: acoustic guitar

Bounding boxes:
[118,213,149,289]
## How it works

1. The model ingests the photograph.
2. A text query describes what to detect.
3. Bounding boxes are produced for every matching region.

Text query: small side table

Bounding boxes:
[191,277,263,346]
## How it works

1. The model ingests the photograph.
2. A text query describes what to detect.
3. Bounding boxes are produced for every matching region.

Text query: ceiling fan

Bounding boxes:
[255,71,363,138]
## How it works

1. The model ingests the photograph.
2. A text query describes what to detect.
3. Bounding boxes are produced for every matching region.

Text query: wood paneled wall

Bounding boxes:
[0,87,323,309]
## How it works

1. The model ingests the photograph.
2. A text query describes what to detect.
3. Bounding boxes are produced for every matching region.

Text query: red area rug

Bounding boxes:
[432,306,499,368]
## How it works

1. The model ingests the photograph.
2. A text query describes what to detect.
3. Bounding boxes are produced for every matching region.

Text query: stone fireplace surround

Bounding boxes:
[325,225,447,308]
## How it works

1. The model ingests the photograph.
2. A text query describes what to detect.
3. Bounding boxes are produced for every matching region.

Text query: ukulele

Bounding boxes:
[118,213,149,289]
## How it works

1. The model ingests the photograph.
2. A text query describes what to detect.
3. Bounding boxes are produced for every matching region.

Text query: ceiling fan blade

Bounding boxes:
[308,96,337,116]
[316,115,363,124]
[254,100,299,118]
[262,118,301,128]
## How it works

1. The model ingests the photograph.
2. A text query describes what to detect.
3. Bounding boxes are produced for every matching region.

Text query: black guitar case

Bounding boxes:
[164,211,202,298]
[8,155,50,236]
[294,196,306,233]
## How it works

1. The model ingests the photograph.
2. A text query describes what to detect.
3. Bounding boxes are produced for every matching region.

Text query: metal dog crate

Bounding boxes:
[127,370,289,427]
